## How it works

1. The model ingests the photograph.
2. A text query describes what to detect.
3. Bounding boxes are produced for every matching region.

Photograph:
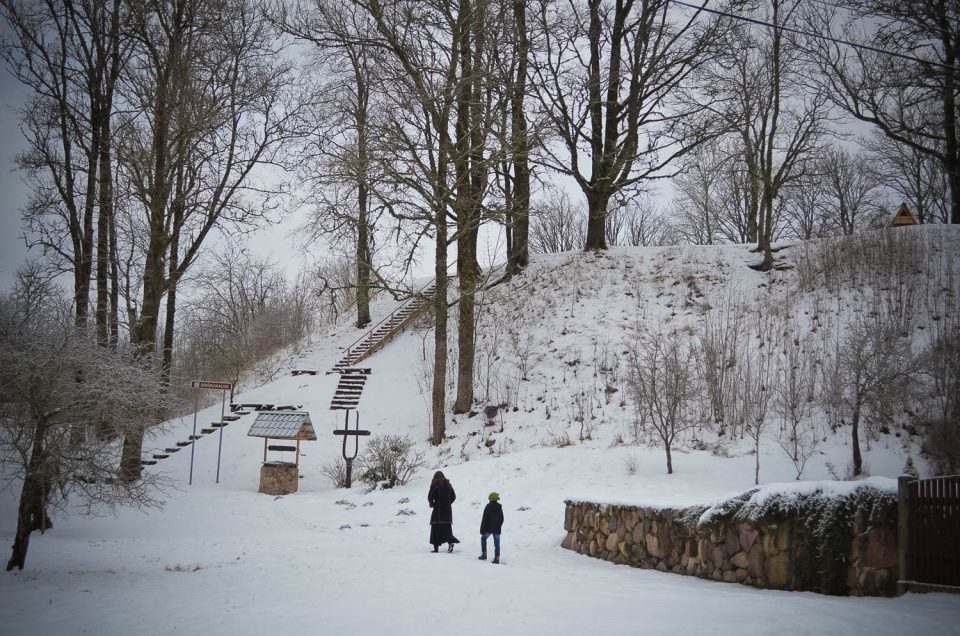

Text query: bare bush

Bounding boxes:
[696,290,748,436]
[774,323,819,479]
[741,312,779,485]
[625,325,700,474]
[356,434,426,491]
[529,188,585,254]
[832,316,920,476]
[320,457,348,488]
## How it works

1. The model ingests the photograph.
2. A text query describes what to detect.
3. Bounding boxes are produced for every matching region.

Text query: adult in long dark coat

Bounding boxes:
[428,470,460,552]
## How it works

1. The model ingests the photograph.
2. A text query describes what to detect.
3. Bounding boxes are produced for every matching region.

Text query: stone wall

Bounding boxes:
[562,500,898,596]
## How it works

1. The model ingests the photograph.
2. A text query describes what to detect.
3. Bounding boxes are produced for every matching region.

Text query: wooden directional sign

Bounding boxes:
[191,380,233,391]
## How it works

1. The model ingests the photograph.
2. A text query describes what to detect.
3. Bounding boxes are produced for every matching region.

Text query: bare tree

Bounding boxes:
[780,172,828,240]
[739,311,778,484]
[805,0,960,225]
[278,0,392,329]
[616,197,669,247]
[818,146,883,235]
[774,322,818,479]
[1,0,127,332]
[625,325,699,474]
[835,317,919,476]
[696,289,747,436]
[708,0,828,270]
[867,131,951,225]
[0,281,173,571]
[347,0,466,445]
[530,0,723,251]
[529,187,585,253]
[117,0,301,480]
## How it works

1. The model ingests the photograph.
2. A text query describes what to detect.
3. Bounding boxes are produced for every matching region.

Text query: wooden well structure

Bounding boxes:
[247,411,317,495]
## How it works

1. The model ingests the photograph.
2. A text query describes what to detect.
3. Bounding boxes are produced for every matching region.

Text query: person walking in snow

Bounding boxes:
[428,470,459,552]
[478,492,504,564]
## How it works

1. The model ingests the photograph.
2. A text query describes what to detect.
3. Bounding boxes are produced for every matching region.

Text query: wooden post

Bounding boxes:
[263,438,268,463]
[296,437,301,467]
[897,475,910,596]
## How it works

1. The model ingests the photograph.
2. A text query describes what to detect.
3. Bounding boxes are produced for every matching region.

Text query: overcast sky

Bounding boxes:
[0,63,29,291]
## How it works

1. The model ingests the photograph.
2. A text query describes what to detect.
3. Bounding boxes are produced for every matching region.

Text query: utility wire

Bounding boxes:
[668,0,960,73]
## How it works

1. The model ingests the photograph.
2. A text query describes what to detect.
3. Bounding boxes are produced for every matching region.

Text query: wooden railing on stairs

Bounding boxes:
[330,275,448,372]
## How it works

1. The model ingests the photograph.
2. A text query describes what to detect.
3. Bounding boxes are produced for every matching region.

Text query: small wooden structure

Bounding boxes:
[889,202,918,228]
[247,411,317,495]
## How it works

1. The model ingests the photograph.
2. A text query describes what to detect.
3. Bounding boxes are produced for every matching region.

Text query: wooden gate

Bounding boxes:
[898,476,960,591]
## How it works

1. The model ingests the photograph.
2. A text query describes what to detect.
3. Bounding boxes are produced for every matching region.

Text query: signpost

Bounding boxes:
[189,380,234,485]
[333,410,370,488]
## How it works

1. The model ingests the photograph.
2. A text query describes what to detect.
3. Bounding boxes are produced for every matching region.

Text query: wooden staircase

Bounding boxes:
[329,283,437,373]
[327,368,372,410]
[139,403,300,467]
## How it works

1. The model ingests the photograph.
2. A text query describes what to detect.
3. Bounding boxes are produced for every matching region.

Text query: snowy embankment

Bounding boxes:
[2,229,959,635]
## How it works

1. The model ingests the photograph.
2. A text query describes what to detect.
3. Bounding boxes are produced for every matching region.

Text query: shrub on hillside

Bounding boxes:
[356,435,426,490]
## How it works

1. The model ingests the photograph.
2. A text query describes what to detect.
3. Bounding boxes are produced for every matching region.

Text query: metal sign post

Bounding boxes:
[333,410,370,488]
[189,395,199,486]
[189,380,234,486]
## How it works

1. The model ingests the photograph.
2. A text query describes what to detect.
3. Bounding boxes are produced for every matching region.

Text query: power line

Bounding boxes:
[668,0,960,73]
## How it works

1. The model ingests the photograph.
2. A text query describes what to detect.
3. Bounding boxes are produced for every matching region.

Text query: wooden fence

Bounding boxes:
[898,475,960,593]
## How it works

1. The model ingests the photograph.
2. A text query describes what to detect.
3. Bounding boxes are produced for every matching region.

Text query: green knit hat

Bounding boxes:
[488,492,500,501]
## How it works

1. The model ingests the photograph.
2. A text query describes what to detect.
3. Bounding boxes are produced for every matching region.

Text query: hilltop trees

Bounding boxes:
[806,0,960,226]
[530,0,723,251]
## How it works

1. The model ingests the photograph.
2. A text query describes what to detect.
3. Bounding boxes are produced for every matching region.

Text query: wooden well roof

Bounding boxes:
[247,411,317,440]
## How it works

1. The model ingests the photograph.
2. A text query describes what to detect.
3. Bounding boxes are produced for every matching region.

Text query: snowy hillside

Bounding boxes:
[2,227,959,635]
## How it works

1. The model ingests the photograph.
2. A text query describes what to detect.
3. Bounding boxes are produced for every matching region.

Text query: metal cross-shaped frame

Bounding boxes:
[333,410,370,488]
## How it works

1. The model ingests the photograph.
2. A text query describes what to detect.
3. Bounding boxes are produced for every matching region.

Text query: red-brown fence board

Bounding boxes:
[906,476,960,586]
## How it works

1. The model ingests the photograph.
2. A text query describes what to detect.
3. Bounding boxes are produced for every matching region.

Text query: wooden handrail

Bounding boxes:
[340,264,454,363]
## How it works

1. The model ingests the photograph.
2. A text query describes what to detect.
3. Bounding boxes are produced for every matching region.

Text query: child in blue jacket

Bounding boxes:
[479,492,504,564]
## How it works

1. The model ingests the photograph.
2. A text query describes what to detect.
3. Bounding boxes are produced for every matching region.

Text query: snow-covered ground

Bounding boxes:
[2,229,959,635]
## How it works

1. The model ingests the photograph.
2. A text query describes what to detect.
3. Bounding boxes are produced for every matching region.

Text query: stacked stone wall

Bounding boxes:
[259,461,299,495]
[562,500,897,596]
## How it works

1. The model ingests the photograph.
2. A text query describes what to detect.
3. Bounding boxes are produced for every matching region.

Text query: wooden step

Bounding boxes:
[153,454,169,460]
[211,422,226,428]
[201,428,215,434]
[176,441,193,447]
[141,460,158,466]
[165,447,181,453]
[290,369,318,376]
[189,435,203,440]
[222,414,241,421]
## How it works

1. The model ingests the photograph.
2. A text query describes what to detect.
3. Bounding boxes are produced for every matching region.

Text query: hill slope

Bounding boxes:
[1,227,959,635]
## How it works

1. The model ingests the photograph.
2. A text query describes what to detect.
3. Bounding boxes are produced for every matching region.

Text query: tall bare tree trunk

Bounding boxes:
[507,0,529,275]
[851,405,863,477]
[585,190,609,250]
[6,420,48,571]
[355,76,372,328]
[432,196,449,445]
